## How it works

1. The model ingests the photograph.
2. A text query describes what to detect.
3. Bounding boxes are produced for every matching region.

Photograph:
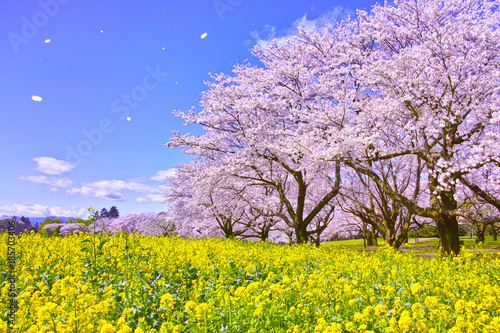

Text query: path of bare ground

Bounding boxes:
[353,239,500,259]
[354,249,500,261]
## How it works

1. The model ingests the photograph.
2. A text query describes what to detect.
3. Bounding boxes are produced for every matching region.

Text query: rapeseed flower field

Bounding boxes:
[1,232,500,332]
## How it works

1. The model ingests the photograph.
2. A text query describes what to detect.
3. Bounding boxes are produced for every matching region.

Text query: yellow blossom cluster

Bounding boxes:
[1,232,499,332]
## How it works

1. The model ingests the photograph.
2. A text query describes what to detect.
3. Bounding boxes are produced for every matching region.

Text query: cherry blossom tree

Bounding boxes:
[43,213,178,236]
[315,0,500,254]
[361,0,499,254]
[165,160,250,238]
[230,184,284,241]
[165,0,499,254]
[457,166,500,241]
[337,155,429,249]
[166,53,344,244]
[276,0,499,254]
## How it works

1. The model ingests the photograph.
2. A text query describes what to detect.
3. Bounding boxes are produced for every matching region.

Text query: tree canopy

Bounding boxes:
[165,0,500,254]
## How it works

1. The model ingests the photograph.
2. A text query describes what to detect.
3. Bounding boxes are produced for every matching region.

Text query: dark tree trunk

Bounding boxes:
[384,225,409,250]
[295,221,309,244]
[261,227,270,242]
[314,234,320,247]
[362,223,368,248]
[430,187,460,255]
[384,234,394,248]
[366,233,374,246]
[490,223,498,241]
[475,223,486,243]
[366,231,378,246]
[437,214,460,255]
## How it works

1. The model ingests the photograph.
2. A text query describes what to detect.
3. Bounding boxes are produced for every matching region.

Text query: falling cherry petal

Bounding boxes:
[201,33,208,39]
[31,95,43,102]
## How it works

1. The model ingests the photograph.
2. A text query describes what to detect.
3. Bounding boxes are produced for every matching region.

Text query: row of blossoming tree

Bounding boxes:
[164,0,500,254]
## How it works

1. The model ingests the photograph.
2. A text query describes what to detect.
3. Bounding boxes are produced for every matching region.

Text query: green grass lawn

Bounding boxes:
[322,238,385,249]
[411,236,500,250]
[322,235,500,250]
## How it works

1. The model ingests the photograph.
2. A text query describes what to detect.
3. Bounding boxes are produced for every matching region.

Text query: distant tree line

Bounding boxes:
[0,216,37,235]
[0,207,120,236]
[88,206,120,220]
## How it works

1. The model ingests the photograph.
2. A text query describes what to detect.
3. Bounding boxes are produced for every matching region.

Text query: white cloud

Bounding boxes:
[250,24,276,49]
[0,203,87,218]
[67,186,126,201]
[250,7,349,49]
[19,175,73,188]
[148,194,166,203]
[151,169,176,182]
[158,185,170,191]
[133,194,165,204]
[34,157,74,175]
[90,180,160,193]
[67,179,161,201]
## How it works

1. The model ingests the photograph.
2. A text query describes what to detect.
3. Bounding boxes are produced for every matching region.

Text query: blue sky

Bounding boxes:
[0,0,378,218]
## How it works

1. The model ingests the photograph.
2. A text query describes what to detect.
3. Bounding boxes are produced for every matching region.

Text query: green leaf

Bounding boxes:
[97,241,108,251]
[189,326,203,333]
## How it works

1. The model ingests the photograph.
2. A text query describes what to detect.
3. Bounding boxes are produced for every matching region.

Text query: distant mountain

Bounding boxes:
[31,216,74,224]
[0,215,75,224]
